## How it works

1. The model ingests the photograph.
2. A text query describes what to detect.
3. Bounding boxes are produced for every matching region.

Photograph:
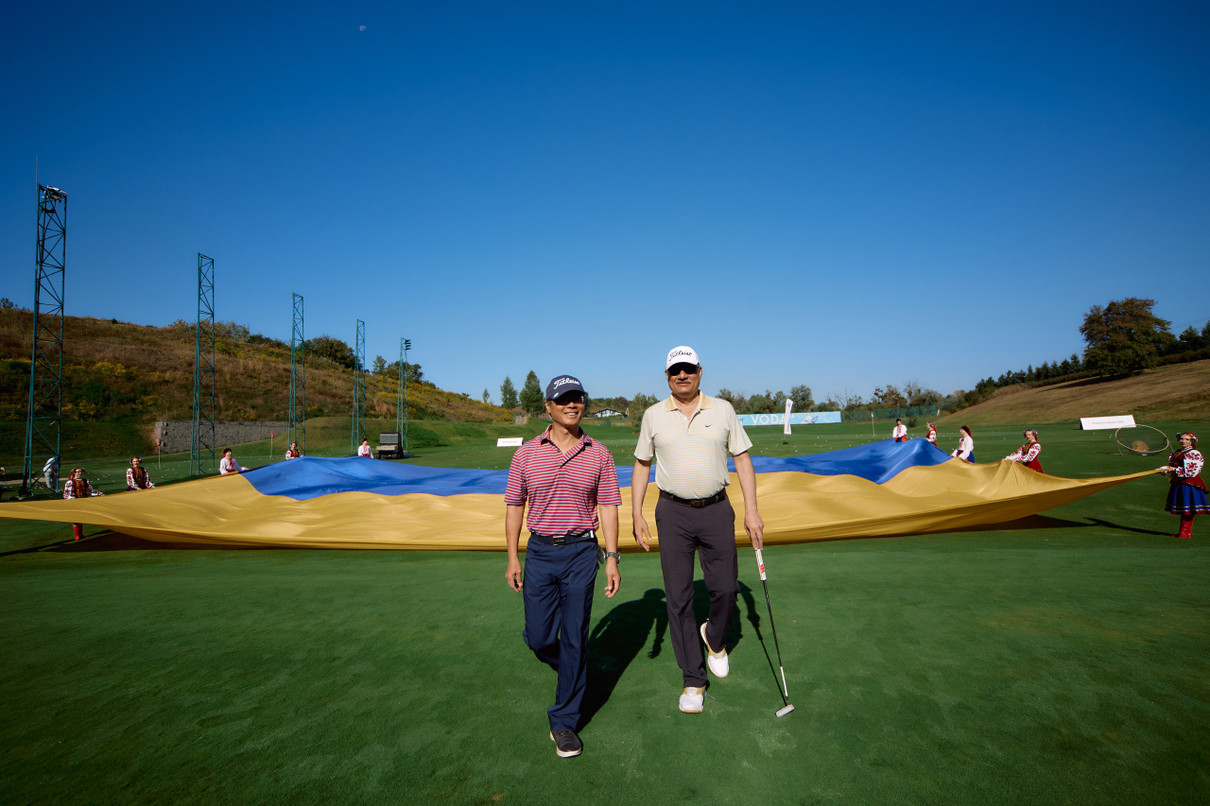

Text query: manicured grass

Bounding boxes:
[2,420,1208,803]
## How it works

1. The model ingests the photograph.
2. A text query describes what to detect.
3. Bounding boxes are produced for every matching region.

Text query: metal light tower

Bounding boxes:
[21,184,67,496]
[397,337,412,455]
[350,319,365,453]
[289,292,306,453]
[191,254,216,475]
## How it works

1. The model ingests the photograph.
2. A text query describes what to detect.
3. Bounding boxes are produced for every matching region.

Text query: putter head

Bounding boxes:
[775,703,795,718]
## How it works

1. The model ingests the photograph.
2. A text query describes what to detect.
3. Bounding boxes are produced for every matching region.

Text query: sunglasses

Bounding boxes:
[667,363,700,377]
[550,393,586,406]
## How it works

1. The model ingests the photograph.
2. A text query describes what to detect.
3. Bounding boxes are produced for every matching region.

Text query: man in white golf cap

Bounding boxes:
[505,374,622,757]
[632,346,763,714]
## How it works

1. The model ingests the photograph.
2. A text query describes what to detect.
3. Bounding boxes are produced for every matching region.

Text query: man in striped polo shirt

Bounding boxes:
[632,346,764,714]
[505,374,622,758]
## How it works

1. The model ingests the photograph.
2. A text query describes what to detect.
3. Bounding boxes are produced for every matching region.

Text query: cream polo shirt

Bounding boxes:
[634,393,753,499]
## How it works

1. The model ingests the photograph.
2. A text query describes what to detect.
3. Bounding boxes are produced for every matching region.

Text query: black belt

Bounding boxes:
[659,489,727,508]
[528,530,597,546]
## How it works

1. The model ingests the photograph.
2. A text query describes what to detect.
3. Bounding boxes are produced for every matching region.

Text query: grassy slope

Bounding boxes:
[940,359,1210,425]
[0,308,510,466]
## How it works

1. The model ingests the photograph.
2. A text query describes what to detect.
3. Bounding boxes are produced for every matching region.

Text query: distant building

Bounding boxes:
[590,408,626,419]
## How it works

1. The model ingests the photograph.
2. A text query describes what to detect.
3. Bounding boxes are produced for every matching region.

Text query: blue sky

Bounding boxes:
[2,1,1207,405]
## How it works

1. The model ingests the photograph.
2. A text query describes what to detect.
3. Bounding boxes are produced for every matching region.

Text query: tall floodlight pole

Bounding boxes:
[350,319,365,453]
[21,184,67,496]
[191,254,216,475]
[401,338,412,454]
[289,293,306,454]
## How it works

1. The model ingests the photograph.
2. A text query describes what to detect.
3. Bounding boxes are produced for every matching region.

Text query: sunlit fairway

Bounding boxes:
[2,418,1208,803]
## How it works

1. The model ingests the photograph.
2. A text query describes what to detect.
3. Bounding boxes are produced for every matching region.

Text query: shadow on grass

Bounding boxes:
[582,588,667,728]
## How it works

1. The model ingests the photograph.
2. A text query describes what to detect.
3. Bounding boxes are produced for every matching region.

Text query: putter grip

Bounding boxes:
[755,547,768,581]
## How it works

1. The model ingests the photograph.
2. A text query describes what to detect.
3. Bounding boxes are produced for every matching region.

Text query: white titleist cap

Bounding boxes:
[665,345,700,370]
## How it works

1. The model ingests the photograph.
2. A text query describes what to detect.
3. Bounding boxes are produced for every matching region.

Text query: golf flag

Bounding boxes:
[0,442,1154,550]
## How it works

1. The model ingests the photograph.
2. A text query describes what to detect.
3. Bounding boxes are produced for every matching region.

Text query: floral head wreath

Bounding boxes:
[1024,429,1038,439]
[1178,432,1198,446]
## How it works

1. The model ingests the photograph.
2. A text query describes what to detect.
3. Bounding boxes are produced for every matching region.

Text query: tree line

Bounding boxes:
[950,298,1209,412]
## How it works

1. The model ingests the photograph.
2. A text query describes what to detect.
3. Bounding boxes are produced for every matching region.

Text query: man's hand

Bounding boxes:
[633,514,652,552]
[745,509,764,550]
[604,560,620,598]
[505,556,523,592]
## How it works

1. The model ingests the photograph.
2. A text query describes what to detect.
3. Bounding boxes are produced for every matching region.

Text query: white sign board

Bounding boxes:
[496,437,524,447]
[1079,415,1136,431]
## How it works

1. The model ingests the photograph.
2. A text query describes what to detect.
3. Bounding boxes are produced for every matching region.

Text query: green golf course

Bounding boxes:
[2,417,1208,804]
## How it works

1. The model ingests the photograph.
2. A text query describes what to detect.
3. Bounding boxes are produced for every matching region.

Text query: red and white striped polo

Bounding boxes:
[505,428,622,535]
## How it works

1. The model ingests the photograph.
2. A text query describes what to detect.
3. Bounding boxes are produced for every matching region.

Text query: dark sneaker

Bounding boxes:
[549,729,583,758]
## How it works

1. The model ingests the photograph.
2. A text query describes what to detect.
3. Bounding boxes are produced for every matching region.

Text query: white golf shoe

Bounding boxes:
[679,686,705,714]
[700,622,729,678]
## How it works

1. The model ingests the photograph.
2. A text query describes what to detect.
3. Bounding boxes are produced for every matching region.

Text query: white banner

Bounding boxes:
[496,437,524,447]
[1079,415,1136,431]
[737,411,842,427]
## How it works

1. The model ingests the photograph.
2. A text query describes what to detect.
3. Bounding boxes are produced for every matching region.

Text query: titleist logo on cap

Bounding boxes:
[551,377,576,390]
[669,349,694,360]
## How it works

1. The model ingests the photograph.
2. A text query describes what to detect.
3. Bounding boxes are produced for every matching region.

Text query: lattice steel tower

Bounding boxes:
[397,337,412,455]
[191,254,216,475]
[289,293,306,454]
[21,184,67,496]
[350,319,365,453]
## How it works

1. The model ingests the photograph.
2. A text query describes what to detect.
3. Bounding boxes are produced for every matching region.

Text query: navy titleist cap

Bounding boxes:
[546,375,586,400]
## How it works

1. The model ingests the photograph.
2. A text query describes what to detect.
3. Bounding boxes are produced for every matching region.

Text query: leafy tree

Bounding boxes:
[305,335,356,369]
[519,371,544,416]
[372,355,387,374]
[716,388,746,411]
[500,376,518,409]
[392,361,423,383]
[1177,326,1204,351]
[630,392,659,417]
[788,385,813,410]
[482,388,491,404]
[745,392,771,414]
[1080,297,1171,377]
[872,384,907,408]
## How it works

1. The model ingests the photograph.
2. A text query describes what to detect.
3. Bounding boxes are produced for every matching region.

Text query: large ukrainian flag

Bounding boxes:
[0,441,1154,549]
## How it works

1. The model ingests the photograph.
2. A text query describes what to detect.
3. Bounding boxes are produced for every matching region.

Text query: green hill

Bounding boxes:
[940,359,1210,425]
[0,307,509,465]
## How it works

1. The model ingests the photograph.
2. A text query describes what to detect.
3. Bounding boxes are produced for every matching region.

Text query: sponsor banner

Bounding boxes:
[738,411,842,427]
[1079,415,1136,431]
[496,437,524,447]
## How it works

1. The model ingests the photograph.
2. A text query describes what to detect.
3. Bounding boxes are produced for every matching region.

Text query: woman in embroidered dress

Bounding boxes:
[1004,430,1044,473]
[951,425,974,463]
[126,456,155,490]
[1159,432,1207,539]
[63,467,104,540]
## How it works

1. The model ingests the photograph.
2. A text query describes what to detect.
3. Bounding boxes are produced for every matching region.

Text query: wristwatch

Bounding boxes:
[604,551,622,563]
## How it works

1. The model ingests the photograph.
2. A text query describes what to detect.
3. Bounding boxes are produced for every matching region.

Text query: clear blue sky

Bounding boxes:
[2,1,1207,405]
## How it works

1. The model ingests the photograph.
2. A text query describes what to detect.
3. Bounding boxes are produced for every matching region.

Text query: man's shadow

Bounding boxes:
[580,580,765,728]
[581,588,667,727]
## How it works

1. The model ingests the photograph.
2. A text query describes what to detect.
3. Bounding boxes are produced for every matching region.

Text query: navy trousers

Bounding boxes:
[655,497,738,687]
[522,539,598,730]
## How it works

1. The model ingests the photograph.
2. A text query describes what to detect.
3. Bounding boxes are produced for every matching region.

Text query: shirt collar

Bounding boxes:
[539,425,592,447]
[663,393,712,410]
